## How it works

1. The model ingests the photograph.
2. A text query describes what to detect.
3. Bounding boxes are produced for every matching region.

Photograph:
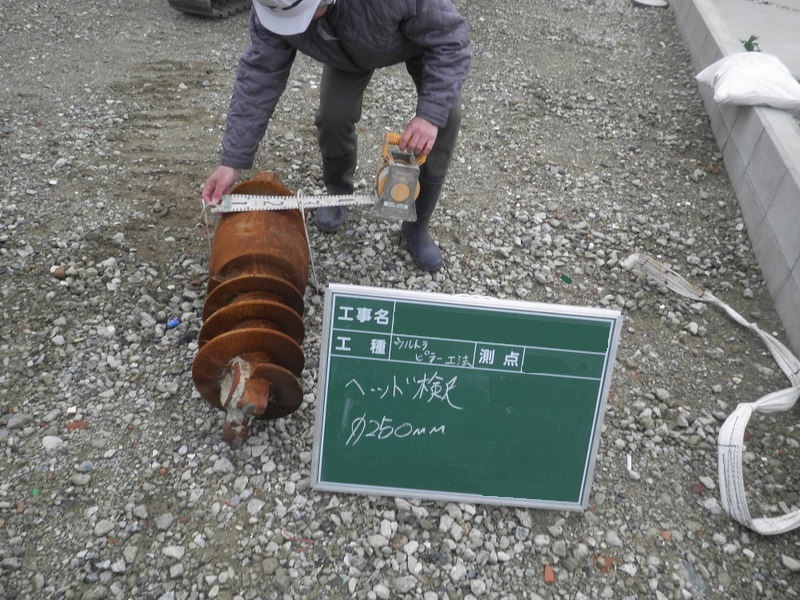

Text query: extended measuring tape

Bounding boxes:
[210,193,377,214]
[210,133,422,221]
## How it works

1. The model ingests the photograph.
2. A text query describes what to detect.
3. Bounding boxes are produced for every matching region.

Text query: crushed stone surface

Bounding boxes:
[1,0,799,598]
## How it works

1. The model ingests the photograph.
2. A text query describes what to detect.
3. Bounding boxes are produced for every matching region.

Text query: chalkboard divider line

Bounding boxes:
[326,352,603,381]
[387,300,398,362]
[329,327,610,357]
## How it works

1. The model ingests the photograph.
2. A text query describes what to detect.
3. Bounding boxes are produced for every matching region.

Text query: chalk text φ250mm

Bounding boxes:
[346,413,446,446]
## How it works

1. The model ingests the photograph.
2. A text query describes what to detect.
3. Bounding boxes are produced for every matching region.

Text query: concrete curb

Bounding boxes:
[671,0,800,355]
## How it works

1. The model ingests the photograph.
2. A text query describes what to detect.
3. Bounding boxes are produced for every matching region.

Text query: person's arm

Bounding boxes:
[202,166,239,205]
[220,9,298,170]
[204,10,297,204]
[400,0,471,129]
[399,116,438,157]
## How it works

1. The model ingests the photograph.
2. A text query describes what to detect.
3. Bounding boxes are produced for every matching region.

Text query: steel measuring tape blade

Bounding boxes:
[211,193,377,214]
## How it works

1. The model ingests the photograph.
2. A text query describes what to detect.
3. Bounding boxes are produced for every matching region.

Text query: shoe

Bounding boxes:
[399,175,445,271]
[316,206,348,232]
[401,221,443,271]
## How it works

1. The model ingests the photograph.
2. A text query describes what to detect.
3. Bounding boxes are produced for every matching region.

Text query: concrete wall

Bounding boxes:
[670,0,800,356]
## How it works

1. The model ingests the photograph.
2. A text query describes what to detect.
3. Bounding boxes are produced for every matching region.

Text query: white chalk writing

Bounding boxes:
[345,373,461,409]
[346,413,446,446]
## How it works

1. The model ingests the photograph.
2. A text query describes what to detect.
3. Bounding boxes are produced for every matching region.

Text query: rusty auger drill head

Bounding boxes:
[192,173,310,447]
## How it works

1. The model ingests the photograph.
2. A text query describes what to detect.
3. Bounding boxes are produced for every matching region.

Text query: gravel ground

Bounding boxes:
[2,0,800,599]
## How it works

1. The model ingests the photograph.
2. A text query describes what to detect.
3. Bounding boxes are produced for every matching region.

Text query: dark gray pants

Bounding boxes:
[314,58,463,191]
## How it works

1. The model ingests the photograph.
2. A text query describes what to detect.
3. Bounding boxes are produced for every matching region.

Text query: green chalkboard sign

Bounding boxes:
[310,284,622,509]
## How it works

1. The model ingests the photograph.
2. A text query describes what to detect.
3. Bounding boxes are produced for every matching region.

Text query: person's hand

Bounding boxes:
[202,166,239,205]
[399,116,438,157]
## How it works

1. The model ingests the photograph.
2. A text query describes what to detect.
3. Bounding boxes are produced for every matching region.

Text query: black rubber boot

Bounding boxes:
[316,158,354,232]
[401,176,444,271]
[316,205,348,233]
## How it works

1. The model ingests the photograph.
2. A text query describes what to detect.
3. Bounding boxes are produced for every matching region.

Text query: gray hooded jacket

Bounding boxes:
[221,0,471,169]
